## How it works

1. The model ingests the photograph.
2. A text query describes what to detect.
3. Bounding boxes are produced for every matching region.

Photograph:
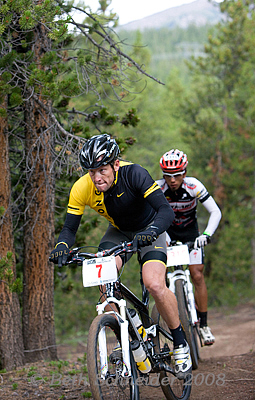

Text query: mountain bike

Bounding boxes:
[166,240,201,370]
[65,241,192,400]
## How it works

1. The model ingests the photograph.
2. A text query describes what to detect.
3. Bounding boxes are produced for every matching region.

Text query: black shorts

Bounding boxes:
[99,223,167,266]
[167,222,199,244]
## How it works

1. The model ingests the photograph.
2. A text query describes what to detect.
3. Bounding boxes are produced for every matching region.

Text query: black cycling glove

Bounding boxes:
[50,242,70,267]
[133,226,159,250]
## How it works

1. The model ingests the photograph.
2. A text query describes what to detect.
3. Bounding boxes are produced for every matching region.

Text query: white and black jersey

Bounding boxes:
[156,177,221,242]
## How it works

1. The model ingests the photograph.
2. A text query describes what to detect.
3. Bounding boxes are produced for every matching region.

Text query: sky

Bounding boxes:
[85,0,200,25]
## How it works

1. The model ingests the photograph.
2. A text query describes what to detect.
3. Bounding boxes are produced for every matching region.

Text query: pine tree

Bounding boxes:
[0,0,163,365]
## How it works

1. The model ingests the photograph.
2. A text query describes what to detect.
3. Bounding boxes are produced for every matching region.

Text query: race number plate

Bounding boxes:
[167,245,190,266]
[82,256,117,287]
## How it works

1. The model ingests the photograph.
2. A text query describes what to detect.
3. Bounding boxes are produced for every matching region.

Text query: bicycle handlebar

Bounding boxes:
[64,241,135,266]
[51,237,204,267]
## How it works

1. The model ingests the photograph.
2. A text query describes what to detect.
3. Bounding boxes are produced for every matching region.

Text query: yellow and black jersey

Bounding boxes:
[58,162,174,247]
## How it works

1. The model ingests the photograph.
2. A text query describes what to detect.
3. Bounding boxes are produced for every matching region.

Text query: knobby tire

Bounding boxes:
[87,314,139,400]
[151,304,192,400]
[175,279,199,370]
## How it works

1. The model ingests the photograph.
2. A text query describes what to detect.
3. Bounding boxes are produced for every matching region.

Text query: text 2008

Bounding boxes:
[183,373,225,387]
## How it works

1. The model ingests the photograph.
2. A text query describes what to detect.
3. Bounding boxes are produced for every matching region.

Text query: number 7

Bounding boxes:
[96,264,102,278]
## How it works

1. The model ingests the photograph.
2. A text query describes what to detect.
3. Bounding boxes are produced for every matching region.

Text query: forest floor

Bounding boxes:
[0,302,254,399]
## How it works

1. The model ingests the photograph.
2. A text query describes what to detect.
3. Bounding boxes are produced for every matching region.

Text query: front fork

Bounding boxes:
[96,296,132,378]
[184,269,198,324]
[167,269,198,325]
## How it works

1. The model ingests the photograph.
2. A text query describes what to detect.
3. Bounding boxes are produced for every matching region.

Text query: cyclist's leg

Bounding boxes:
[141,235,192,378]
[143,260,180,329]
[141,233,181,330]
[189,263,207,312]
[189,250,215,345]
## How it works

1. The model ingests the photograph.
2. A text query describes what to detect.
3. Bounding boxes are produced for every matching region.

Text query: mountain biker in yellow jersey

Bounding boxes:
[50,134,192,378]
[156,149,222,346]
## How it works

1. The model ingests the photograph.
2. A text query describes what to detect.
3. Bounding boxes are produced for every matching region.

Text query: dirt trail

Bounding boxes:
[189,303,255,400]
[198,303,255,359]
[140,302,255,400]
[0,303,254,399]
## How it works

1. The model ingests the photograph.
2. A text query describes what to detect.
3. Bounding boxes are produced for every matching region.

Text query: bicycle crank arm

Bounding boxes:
[153,361,175,375]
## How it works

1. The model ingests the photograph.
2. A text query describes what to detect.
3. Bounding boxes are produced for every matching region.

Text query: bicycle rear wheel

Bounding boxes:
[151,305,192,400]
[175,279,199,370]
[87,314,139,400]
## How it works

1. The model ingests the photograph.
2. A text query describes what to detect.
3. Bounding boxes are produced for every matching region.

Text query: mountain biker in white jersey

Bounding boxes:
[156,149,222,346]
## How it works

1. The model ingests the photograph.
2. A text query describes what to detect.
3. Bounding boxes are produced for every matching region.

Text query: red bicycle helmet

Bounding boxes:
[160,149,188,174]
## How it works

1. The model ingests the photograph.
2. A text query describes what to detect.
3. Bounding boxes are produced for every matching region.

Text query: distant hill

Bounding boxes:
[118,0,223,31]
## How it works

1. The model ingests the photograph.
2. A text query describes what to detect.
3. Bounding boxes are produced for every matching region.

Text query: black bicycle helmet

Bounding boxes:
[79,134,120,170]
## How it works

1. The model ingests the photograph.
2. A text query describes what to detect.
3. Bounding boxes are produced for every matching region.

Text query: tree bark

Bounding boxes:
[0,96,25,370]
[22,24,57,363]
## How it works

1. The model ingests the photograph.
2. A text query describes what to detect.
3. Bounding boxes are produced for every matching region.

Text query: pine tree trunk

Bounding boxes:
[22,95,57,362]
[22,24,57,363]
[0,97,25,370]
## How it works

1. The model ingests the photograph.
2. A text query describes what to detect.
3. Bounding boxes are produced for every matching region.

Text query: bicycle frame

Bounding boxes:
[167,267,198,325]
[65,243,153,378]
[95,277,154,378]
[66,241,191,379]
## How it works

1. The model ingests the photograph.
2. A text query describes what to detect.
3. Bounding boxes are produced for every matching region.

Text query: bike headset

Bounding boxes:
[79,133,120,170]
[159,148,188,175]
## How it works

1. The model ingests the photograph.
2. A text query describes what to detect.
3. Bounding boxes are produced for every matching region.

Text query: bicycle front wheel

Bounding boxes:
[151,304,192,400]
[175,279,199,370]
[87,314,139,400]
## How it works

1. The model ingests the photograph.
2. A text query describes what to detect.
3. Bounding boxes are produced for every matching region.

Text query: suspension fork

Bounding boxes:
[96,287,132,377]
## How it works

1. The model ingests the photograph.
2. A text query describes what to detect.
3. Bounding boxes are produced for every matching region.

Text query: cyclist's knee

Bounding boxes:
[189,264,204,285]
[142,261,166,297]
[145,279,164,297]
[115,255,122,271]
